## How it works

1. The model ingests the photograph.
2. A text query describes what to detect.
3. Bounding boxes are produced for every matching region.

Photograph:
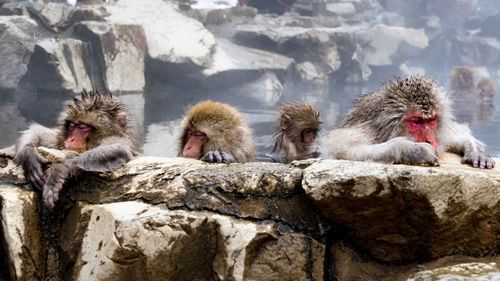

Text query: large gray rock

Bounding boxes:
[105,0,216,78]
[74,21,147,92]
[303,158,500,263]
[23,38,93,93]
[0,16,37,92]
[28,2,74,32]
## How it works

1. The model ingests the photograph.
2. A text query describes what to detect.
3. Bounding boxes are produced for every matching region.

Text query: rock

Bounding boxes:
[296,61,328,86]
[22,38,93,94]
[61,201,324,280]
[105,0,216,79]
[0,3,29,16]
[480,13,500,40]
[0,99,28,148]
[28,2,74,32]
[74,22,147,92]
[355,24,428,66]
[0,185,44,281]
[201,38,294,88]
[303,158,500,263]
[0,16,37,92]
[407,262,500,281]
[326,3,356,16]
[37,147,78,163]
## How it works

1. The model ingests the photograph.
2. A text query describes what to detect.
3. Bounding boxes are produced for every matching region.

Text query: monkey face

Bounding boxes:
[182,129,207,159]
[301,128,318,148]
[63,121,94,153]
[404,112,439,151]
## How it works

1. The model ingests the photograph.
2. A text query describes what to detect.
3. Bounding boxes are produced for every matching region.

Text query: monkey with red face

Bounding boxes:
[322,76,495,169]
[178,100,255,163]
[14,91,138,209]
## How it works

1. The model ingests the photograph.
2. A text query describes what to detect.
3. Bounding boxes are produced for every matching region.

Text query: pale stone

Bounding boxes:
[0,185,43,281]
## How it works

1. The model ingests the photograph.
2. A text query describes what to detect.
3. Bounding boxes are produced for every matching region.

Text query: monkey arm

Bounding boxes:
[65,137,136,173]
[439,122,495,169]
[42,137,136,210]
[323,128,438,166]
[14,123,58,190]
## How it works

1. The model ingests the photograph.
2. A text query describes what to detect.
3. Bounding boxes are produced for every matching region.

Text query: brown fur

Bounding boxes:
[271,102,321,163]
[177,100,255,163]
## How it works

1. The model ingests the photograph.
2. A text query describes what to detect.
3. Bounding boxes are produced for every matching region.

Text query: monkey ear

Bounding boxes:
[280,115,290,130]
[117,112,128,128]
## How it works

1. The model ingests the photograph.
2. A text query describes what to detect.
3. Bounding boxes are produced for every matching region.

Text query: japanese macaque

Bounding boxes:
[269,102,321,163]
[178,100,255,163]
[14,91,137,210]
[477,78,495,102]
[450,66,476,95]
[322,76,495,169]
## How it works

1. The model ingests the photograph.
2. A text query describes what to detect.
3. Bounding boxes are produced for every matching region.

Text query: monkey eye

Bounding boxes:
[67,122,76,130]
[77,123,93,132]
[187,129,206,138]
[411,118,424,125]
[302,128,318,136]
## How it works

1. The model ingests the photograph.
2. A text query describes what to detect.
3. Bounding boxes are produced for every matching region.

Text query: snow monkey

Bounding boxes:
[14,91,138,210]
[178,100,255,163]
[322,76,495,169]
[477,78,495,102]
[450,66,476,96]
[269,102,321,163]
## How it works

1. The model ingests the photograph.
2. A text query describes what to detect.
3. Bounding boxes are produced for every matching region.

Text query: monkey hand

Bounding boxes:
[16,146,49,190]
[201,151,236,163]
[462,144,495,169]
[391,138,439,166]
[42,163,70,210]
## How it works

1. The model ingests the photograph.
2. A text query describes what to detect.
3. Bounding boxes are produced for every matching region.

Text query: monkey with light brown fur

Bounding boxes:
[477,78,495,102]
[269,102,321,163]
[322,75,495,169]
[178,100,255,163]
[14,91,138,210]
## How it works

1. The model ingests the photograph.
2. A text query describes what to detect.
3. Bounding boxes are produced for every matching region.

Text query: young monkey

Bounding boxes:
[267,102,321,163]
[178,100,255,163]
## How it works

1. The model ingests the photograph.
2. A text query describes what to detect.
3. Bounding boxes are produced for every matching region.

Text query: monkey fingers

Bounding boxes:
[25,152,48,190]
[220,152,236,163]
[201,151,235,164]
[42,180,64,210]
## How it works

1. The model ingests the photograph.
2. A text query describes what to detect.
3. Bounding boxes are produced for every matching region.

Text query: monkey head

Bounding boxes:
[56,91,130,152]
[450,67,476,91]
[178,100,255,162]
[477,79,496,102]
[380,76,449,152]
[277,102,321,153]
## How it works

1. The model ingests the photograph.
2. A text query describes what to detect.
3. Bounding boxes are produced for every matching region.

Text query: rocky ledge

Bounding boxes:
[0,150,498,281]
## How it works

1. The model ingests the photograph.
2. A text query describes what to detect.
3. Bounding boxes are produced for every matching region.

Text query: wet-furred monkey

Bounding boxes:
[178,100,255,163]
[14,91,138,210]
[322,76,495,169]
[269,102,321,163]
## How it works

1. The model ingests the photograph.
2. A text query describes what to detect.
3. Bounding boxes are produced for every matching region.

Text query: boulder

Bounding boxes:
[0,16,37,92]
[22,38,93,94]
[74,21,147,92]
[201,39,294,88]
[355,24,428,66]
[0,185,44,281]
[303,159,500,263]
[27,2,74,32]
[61,201,324,280]
[105,0,216,81]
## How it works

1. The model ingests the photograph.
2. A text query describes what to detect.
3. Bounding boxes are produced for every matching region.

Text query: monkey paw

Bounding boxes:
[42,163,69,210]
[201,151,236,163]
[462,150,495,169]
[399,142,440,167]
[18,146,49,190]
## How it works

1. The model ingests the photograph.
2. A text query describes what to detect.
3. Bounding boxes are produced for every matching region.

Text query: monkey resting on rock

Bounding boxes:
[322,75,495,169]
[14,91,138,210]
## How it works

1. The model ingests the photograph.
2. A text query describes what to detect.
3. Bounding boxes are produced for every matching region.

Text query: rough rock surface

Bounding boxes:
[407,262,500,281]
[303,159,500,263]
[0,150,499,280]
[0,185,43,281]
[22,38,93,93]
[0,16,37,91]
[74,21,147,92]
